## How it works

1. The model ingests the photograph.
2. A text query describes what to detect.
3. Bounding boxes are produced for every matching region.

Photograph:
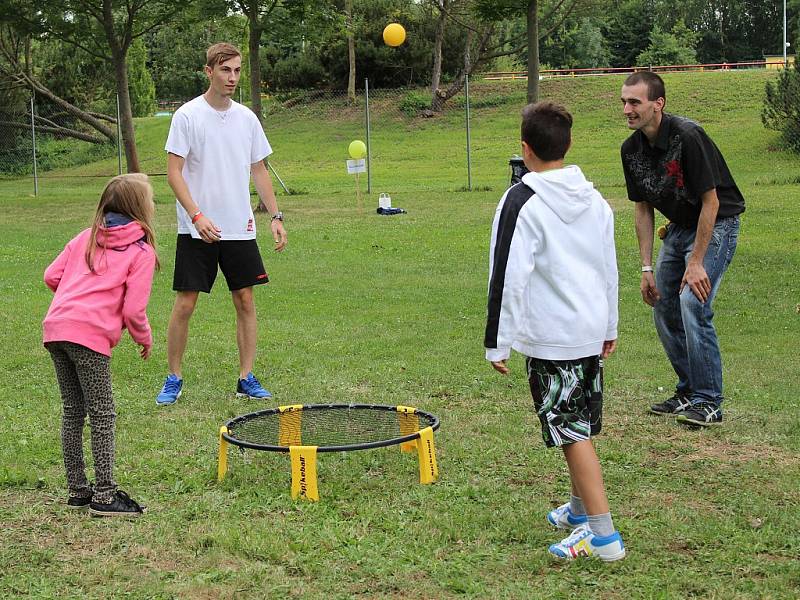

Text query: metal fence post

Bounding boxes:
[30,96,38,197]
[116,94,123,174]
[465,73,472,191]
[365,78,372,195]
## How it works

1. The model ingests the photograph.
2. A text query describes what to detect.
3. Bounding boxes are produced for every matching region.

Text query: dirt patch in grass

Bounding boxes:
[685,438,799,466]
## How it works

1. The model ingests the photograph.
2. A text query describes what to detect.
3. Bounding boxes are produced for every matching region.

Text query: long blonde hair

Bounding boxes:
[85,173,160,272]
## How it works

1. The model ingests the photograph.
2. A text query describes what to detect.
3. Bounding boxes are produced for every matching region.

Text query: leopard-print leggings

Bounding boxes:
[47,341,116,504]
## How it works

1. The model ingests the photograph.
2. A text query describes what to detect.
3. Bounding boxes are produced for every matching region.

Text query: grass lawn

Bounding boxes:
[1,70,799,599]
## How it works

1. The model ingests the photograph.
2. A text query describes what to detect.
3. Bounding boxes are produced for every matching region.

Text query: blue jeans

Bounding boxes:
[654,216,740,407]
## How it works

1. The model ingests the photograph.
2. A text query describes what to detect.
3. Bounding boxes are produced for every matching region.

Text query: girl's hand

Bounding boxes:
[140,344,151,360]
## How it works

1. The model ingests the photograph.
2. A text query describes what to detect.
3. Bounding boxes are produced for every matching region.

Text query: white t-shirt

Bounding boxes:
[165,96,272,240]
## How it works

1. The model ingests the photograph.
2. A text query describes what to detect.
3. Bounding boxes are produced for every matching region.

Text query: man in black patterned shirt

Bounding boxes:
[620,71,744,427]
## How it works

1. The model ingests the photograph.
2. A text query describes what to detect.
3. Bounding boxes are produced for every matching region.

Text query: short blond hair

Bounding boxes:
[206,43,241,68]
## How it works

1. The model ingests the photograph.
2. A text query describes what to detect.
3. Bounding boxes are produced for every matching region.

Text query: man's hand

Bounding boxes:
[681,261,711,302]
[271,219,287,252]
[491,360,509,375]
[641,272,661,306]
[601,339,617,359]
[194,215,222,243]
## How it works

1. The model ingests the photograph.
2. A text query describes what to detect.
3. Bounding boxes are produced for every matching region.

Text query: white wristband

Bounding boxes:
[641,266,654,273]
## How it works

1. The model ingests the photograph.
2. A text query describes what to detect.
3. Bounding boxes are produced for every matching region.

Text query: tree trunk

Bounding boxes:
[431,26,494,112]
[346,0,356,103]
[526,0,539,104]
[248,20,263,124]
[429,1,447,110]
[111,50,140,172]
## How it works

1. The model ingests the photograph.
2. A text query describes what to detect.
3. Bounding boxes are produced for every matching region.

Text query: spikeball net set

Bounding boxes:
[218,404,440,501]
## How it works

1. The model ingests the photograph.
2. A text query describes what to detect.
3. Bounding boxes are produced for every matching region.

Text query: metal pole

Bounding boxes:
[784,0,788,68]
[30,96,38,197]
[465,73,472,191]
[266,158,290,194]
[365,78,372,195]
[116,94,123,174]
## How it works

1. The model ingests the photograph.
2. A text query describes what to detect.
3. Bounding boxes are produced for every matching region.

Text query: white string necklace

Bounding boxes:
[215,106,231,122]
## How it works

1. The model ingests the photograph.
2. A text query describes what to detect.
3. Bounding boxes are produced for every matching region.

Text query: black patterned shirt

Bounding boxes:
[620,113,745,226]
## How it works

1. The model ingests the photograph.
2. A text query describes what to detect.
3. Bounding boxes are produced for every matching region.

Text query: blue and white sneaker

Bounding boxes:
[548,525,626,562]
[156,374,183,406]
[547,502,589,530]
[236,372,272,399]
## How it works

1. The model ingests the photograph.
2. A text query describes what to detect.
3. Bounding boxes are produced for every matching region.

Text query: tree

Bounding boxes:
[146,11,247,101]
[127,38,156,117]
[468,0,586,104]
[21,0,190,172]
[0,24,117,145]
[345,0,356,102]
[219,0,308,122]
[569,18,611,68]
[603,0,655,68]
[762,60,800,152]
[636,20,698,67]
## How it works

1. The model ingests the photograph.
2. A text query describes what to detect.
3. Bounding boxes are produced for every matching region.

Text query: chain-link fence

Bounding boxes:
[0,93,122,195]
[258,76,527,200]
[0,76,527,198]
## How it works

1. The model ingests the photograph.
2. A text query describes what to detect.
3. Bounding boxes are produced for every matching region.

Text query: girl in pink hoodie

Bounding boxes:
[43,173,159,518]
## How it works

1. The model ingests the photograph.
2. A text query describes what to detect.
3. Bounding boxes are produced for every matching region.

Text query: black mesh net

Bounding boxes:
[225,404,438,451]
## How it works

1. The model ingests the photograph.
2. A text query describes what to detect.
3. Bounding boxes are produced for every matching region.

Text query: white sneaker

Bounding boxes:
[547,502,588,529]
[548,525,626,562]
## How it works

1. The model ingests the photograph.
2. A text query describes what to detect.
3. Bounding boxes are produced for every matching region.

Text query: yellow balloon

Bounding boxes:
[383,23,406,47]
[348,140,367,159]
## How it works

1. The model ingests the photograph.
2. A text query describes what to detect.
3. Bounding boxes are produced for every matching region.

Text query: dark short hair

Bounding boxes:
[520,102,573,162]
[623,71,666,102]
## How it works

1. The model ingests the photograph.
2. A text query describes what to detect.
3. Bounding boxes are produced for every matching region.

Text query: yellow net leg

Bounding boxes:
[397,405,419,453]
[217,426,229,482]
[290,446,319,501]
[416,426,438,484]
[279,405,303,446]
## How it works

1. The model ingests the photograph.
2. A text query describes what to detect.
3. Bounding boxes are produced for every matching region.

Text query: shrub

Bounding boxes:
[762,62,800,153]
[269,55,329,91]
[398,91,429,116]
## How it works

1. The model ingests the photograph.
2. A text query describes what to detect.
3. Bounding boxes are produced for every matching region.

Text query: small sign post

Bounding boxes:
[346,158,367,213]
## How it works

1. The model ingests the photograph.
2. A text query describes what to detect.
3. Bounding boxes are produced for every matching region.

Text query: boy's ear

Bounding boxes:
[521,140,534,159]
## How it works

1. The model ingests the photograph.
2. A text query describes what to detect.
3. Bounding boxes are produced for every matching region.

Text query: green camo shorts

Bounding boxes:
[525,355,603,448]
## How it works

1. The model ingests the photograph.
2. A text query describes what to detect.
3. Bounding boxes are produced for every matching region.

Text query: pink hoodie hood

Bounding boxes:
[96,220,148,249]
[43,221,156,356]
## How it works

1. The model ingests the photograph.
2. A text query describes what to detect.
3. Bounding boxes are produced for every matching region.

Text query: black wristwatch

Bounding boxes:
[271,211,284,222]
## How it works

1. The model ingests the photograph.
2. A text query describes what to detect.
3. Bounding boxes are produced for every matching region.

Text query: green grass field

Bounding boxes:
[1,71,799,599]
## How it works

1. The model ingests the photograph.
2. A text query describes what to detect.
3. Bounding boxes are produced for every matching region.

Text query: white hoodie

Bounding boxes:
[484,165,618,362]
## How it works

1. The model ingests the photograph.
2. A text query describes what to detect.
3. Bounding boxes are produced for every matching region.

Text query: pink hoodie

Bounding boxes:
[43,221,156,357]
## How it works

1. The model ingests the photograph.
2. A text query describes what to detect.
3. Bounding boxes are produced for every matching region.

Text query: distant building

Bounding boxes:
[764,54,796,69]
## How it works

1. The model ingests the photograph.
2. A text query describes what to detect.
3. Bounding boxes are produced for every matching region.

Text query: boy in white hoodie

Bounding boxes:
[484,102,624,561]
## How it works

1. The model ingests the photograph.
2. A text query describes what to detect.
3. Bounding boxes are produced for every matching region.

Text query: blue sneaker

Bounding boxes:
[547,502,588,529]
[156,374,182,406]
[236,372,272,399]
[548,525,626,562]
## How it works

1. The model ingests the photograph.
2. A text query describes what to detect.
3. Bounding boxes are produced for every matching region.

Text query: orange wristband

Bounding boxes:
[191,211,203,224]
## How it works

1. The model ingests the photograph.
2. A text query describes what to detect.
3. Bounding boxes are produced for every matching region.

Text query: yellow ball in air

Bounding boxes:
[383,23,406,47]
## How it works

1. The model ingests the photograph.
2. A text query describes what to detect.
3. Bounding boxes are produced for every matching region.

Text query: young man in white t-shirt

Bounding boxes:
[156,42,288,406]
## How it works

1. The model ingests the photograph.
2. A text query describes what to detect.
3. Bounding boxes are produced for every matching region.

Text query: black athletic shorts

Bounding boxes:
[173,235,269,293]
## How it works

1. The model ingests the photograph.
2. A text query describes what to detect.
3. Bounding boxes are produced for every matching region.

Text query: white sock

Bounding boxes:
[587,512,615,537]
[569,494,586,516]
